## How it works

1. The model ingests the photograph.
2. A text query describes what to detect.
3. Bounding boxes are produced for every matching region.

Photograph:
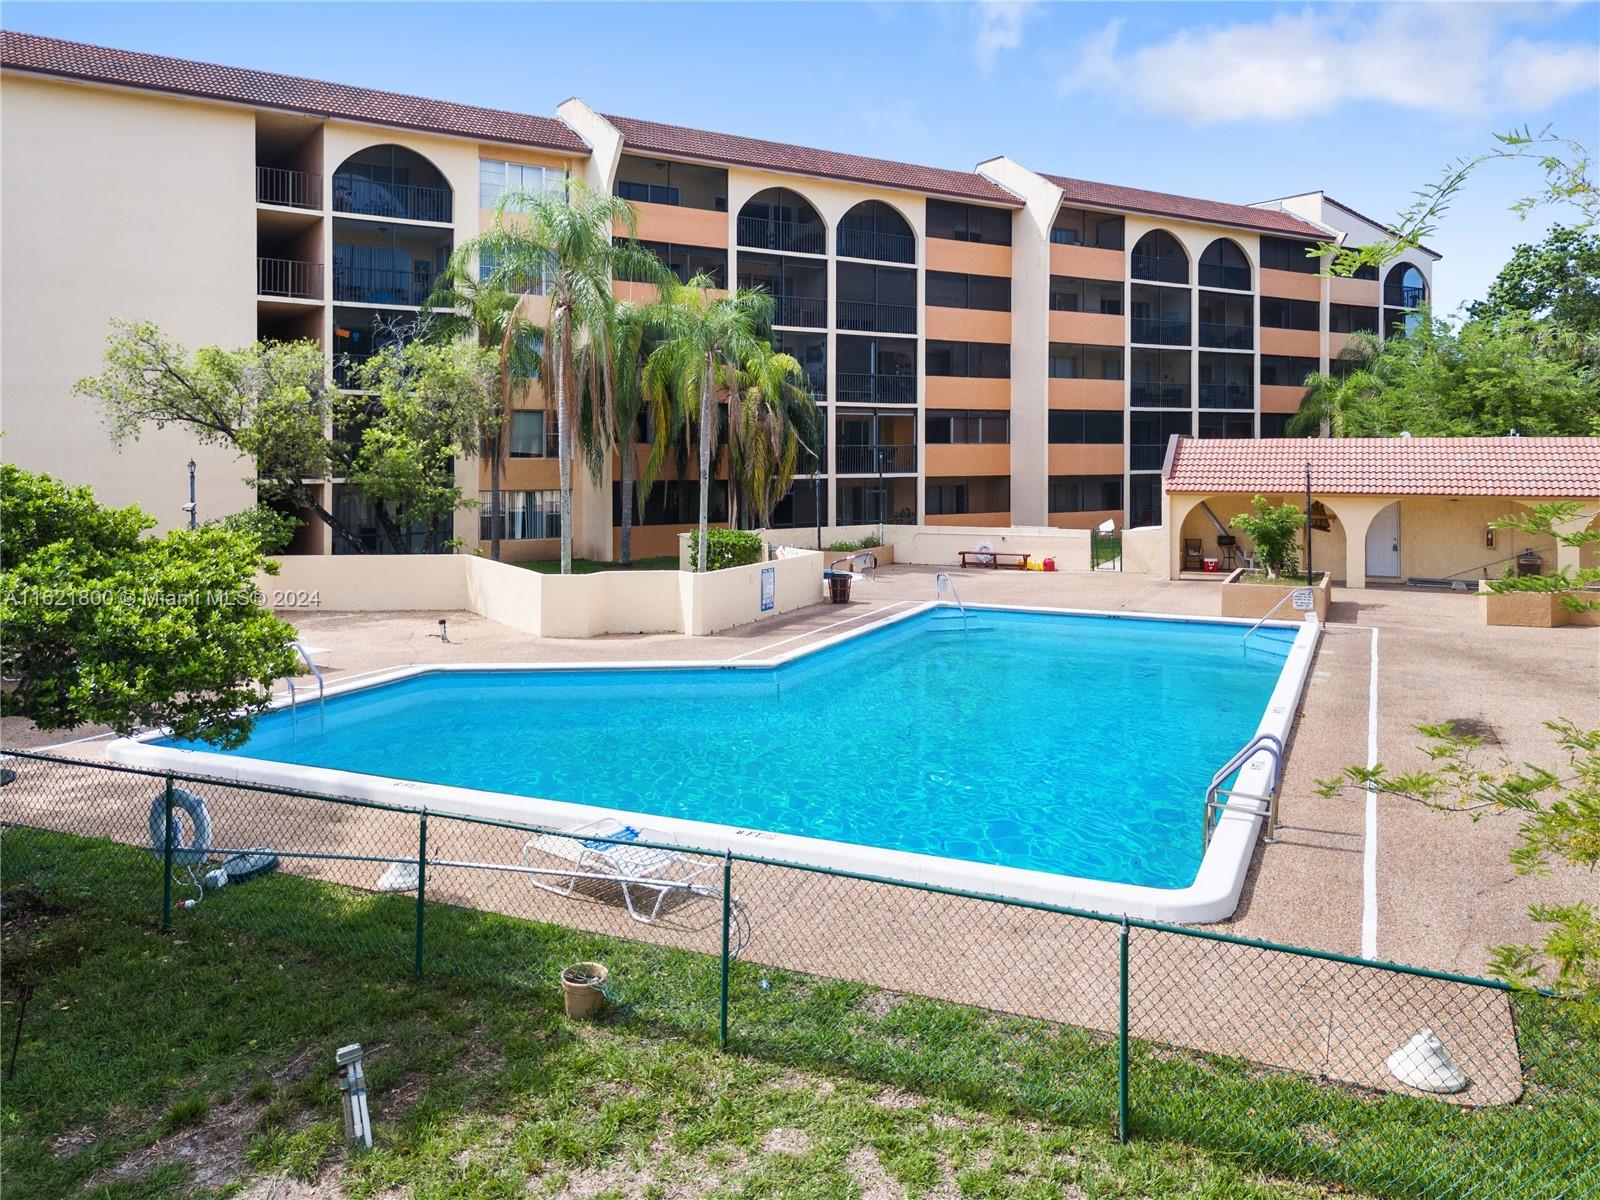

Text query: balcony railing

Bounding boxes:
[836,227,915,264]
[836,300,917,335]
[1199,383,1254,409]
[1130,384,1190,407]
[1130,443,1167,471]
[835,373,916,405]
[1131,253,1189,284]
[1198,264,1251,290]
[257,257,323,299]
[332,264,434,307]
[256,166,322,209]
[1130,317,1190,346]
[334,352,377,390]
[737,215,825,255]
[1199,322,1253,350]
[1384,285,1426,309]
[836,444,916,474]
[332,173,453,223]
[771,294,827,329]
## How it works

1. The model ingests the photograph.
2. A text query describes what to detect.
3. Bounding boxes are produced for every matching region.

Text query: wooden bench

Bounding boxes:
[959,550,1030,570]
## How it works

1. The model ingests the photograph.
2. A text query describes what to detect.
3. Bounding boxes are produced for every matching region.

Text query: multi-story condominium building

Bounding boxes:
[0,31,1437,558]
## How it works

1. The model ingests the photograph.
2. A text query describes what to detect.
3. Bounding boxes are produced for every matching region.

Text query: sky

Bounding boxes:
[6,1,1597,313]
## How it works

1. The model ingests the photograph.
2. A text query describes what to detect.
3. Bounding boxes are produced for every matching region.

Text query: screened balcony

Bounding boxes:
[1131,230,1189,284]
[1198,238,1251,291]
[1198,291,1254,350]
[333,145,452,223]
[737,187,826,255]
[836,200,915,263]
[836,335,915,404]
[1130,284,1191,346]
[738,253,826,329]
[837,262,917,334]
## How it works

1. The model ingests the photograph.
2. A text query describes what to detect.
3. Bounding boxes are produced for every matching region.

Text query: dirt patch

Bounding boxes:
[869,1086,926,1111]
[85,1095,268,1194]
[234,1175,347,1200]
[846,1147,906,1200]
[759,1126,811,1154]
[854,990,905,1020]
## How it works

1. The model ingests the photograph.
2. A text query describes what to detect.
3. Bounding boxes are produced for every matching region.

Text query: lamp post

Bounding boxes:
[1304,462,1312,584]
[184,459,197,530]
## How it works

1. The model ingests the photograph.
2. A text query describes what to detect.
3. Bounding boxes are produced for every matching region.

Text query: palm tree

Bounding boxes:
[1288,332,1381,437]
[463,178,666,573]
[421,256,541,561]
[643,276,776,571]
[727,342,818,530]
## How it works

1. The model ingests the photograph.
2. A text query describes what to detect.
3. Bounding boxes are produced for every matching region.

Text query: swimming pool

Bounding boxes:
[111,605,1317,920]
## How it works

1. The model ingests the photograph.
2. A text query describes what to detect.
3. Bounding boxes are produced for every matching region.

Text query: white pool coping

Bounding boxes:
[108,603,1321,923]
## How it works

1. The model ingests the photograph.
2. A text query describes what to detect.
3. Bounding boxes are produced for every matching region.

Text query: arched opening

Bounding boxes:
[1131,230,1188,284]
[333,144,452,223]
[836,199,915,264]
[1384,262,1427,309]
[1198,238,1251,290]
[737,187,825,255]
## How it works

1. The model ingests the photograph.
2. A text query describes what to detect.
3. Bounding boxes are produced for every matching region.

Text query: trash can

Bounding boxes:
[827,572,852,603]
[561,962,608,1019]
[1516,549,1544,577]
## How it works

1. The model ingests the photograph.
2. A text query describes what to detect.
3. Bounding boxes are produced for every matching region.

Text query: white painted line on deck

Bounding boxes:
[1362,626,1380,960]
[725,600,919,662]
[25,731,116,752]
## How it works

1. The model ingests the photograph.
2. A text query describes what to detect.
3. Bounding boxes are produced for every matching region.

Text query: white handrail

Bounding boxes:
[934,572,968,632]
[1241,588,1300,655]
[285,641,326,727]
[1202,732,1284,851]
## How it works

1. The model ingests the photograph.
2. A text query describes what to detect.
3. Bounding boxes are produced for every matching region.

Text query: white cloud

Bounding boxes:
[973,0,1039,72]
[1058,5,1599,123]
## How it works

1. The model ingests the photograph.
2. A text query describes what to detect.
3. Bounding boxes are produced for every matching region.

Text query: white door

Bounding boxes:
[1365,502,1401,578]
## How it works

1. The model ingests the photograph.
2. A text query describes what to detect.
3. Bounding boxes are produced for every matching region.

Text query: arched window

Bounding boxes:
[837,200,915,263]
[1198,239,1250,290]
[333,145,452,223]
[737,188,825,255]
[1384,262,1427,309]
[1131,230,1189,284]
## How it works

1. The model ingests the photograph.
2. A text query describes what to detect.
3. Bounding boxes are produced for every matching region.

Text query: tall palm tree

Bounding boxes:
[728,342,818,530]
[1288,332,1381,437]
[643,276,775,571]
[422,256,541,560]
[463,178,665,573]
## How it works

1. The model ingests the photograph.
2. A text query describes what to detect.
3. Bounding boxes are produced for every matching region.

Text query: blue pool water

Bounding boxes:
[165,609,1297,889]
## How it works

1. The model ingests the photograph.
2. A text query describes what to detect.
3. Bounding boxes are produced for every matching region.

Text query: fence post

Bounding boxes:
[1118,913,1130,1144]
[161,775,176,932]
[719,851,732,1050]
[413,810,428,979]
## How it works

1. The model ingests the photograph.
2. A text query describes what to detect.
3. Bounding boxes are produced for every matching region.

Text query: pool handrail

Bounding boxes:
[285,641,326,730]
[1202,731,1284,852]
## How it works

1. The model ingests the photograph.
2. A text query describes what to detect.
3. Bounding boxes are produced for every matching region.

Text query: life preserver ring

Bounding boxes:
[974,541,996,566]
[149,787,212,865]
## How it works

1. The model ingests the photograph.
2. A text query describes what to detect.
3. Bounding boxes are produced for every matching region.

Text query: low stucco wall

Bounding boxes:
[1120,526,1166,576]
[759,524,1095,572]
[1219,570,1332,623]
[1480,588,1600,628]
[260,551,824,638]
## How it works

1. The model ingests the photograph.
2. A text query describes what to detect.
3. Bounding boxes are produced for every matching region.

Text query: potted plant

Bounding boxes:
[1221,496,1330,621]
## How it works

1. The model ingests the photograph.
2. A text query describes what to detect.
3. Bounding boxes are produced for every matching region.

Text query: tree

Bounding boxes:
[75,321,496,553]
[727,341,818,530]
[1230,496,1303,579]
[644,277,776,572]
[465,178,666,573]
[1286,333,1381,437]
[1472,225,1600,339]
[1484,501,1600,608]
[422,256,542,561]
[0,463,300,748]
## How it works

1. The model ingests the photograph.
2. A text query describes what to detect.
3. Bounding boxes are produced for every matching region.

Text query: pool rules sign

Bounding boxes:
[760,566,776,613]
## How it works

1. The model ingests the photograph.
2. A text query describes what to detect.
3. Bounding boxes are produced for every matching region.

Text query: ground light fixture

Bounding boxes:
[336,1043,373,1148]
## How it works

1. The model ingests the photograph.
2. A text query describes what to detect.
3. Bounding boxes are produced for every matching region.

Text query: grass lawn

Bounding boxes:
[4,828,1594,1199]
[516,556,680,575]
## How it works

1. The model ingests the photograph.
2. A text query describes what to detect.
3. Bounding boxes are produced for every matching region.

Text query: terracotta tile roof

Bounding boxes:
[605,112,1021,205]
[1044,173,1328,239]
[1166,437,1600,497]
[0,30,587,153]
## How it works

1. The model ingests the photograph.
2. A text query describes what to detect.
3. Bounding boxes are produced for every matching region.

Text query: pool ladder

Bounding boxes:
[1202,732,1284,852]
[284,641,326,733]
[934,572,968,632]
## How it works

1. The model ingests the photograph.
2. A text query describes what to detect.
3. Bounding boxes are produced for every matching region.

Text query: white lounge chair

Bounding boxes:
[522,817,714,924]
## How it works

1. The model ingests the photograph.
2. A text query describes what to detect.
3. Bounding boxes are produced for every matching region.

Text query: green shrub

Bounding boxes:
[826,539,862,553]
[1230,496,1303,579]
[860,535,882,548]
[688,528,763,571]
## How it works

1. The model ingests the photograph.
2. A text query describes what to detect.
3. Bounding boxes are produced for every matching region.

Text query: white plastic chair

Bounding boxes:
[522,817,713,924]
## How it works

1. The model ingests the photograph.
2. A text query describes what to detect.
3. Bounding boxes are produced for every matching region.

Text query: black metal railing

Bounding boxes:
[1130,443,1168,471]
[1199,383,1254,409]
[256,166,322,209]
[737,216,825,255]
[836,444,916,474]
[836,301,917,335]
[333,173,453,223]
[1130,318,1190,346]
[1130,384,1190,407]
[332,264,434,307]
[1131,253,1188,284]
[1199,322,1253,350]
[836,227,915,264]
[1384,285,1426,309]
[771,295,827,329]
[257,257,323,300]
[333,352,377,390]
[835,373,916,405]
[1198,264,1251,290]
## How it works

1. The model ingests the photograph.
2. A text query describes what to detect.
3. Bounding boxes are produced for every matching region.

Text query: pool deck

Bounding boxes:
[6,565,1592,1105]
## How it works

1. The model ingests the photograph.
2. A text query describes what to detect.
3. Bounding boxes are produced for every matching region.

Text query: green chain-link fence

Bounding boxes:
[2,748,1594,1198]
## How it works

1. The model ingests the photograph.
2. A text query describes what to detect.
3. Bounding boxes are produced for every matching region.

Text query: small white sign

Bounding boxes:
[1291,587,1315,611]
[760,566,776,613]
